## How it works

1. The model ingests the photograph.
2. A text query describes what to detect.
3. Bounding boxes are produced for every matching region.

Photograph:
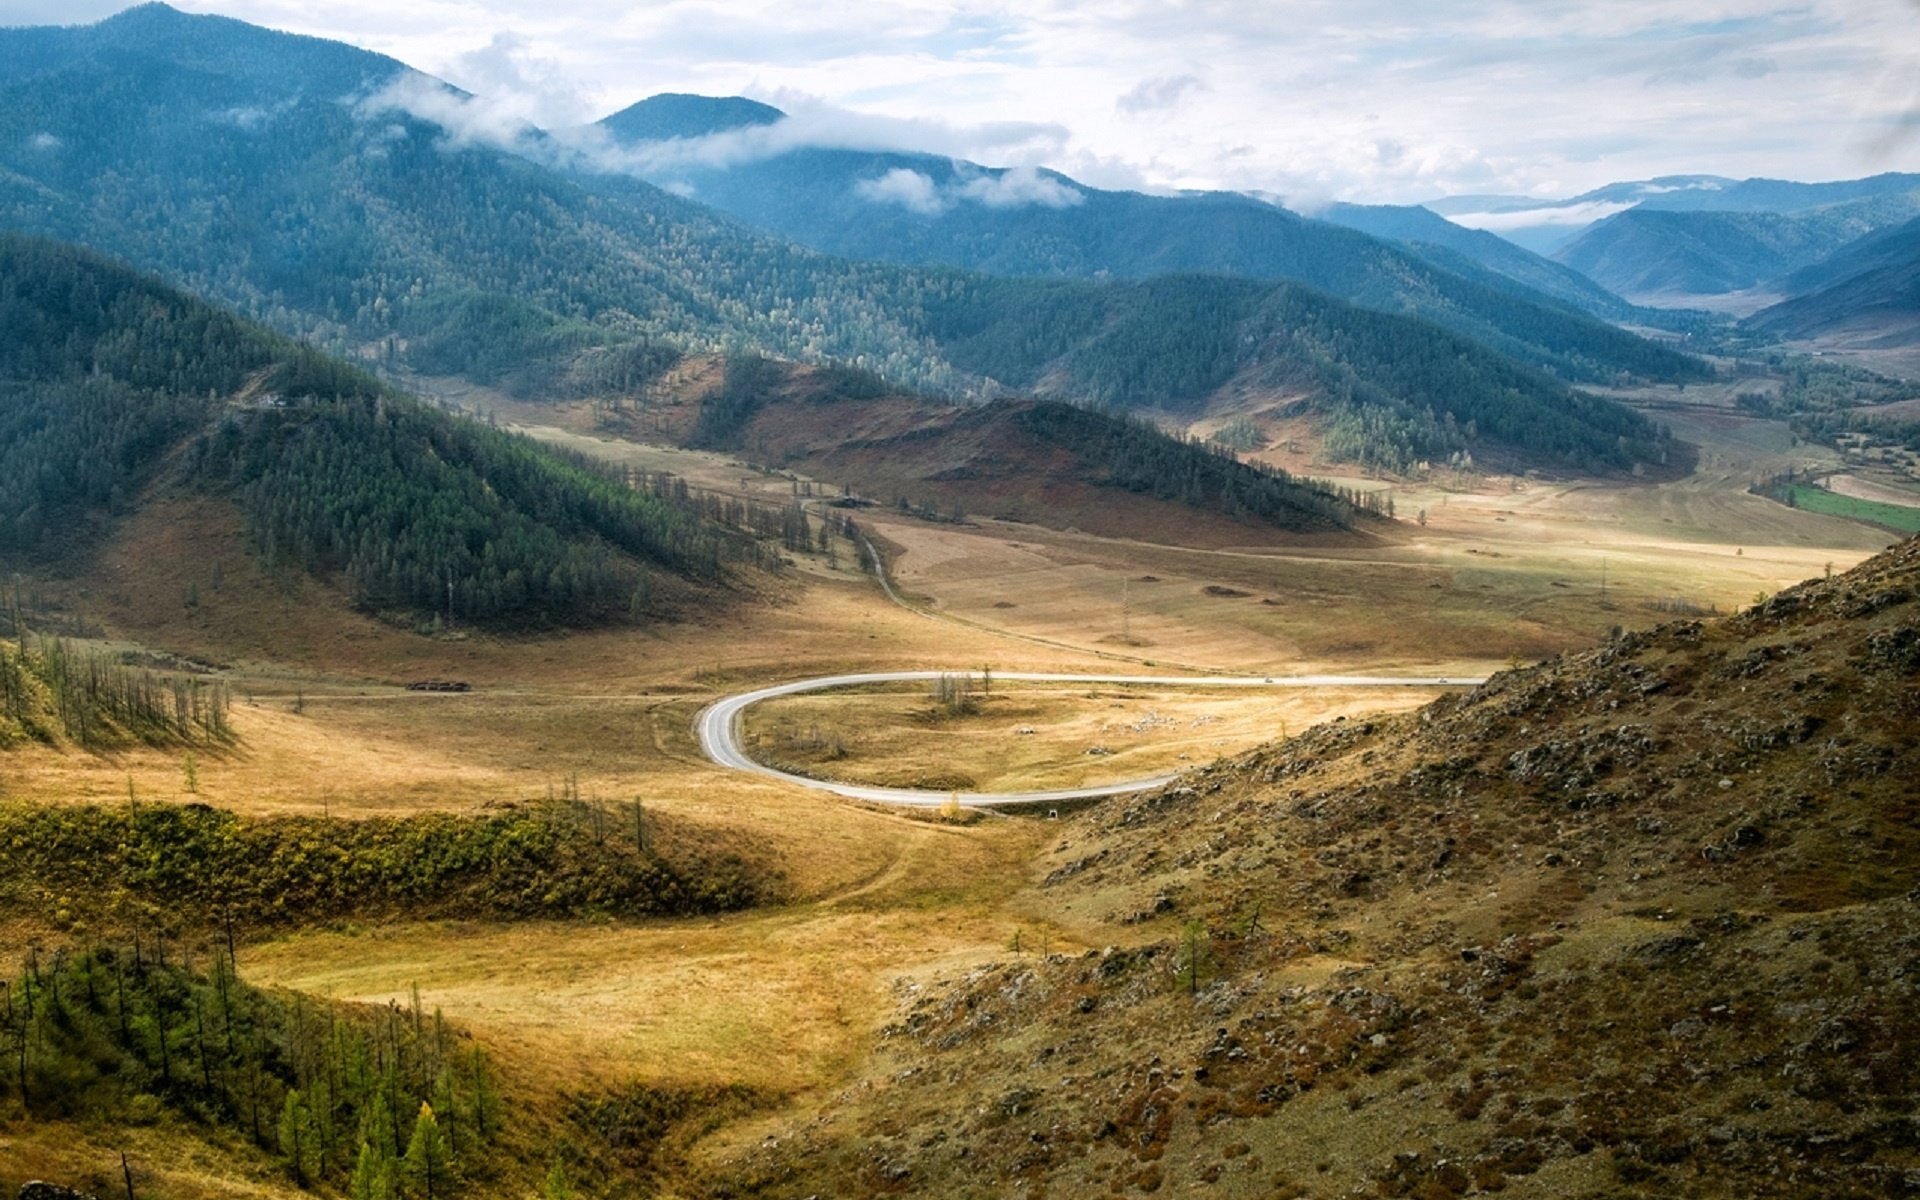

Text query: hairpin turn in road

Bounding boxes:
[696,670,1480,808]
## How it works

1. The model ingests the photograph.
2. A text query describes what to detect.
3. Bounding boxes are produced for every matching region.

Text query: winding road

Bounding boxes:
[696,671,1479,808]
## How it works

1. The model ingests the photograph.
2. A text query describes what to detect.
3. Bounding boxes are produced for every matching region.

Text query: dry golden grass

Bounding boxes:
[742,682,1435,792]
[239,814,1058,1101]
[0,1119,302,1200]
[7,402,1907,1195]
[869,403,1893,675]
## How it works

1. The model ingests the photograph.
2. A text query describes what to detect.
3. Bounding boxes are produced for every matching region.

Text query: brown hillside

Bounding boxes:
[654,361,1383,550]
[722,539,1920,1198]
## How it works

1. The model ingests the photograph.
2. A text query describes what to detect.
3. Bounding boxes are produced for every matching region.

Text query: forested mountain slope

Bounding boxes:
[664,356,1387,544]
[1313,201,1642,320]
[0,234,765,628]
[903,273,1687,476]
[1554,203,1917,299]
[0,5,1696,478]
[1745,216,1920,342]
[732,537,1920,1197]
[593,94,1702,386]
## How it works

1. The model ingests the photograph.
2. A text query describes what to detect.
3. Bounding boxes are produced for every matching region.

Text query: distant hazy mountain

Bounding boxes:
[1432,173,1920,259]
[1314,201,1639,320]
[1552,206,1901,300]
[592,93,1688,383]
[1744,216,1920,342]
[0,5,1698,477]
[599,93,782,143]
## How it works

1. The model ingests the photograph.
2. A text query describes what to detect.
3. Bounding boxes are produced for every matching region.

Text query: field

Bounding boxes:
[4,385,1910,1197]
[741,681,1437,792]
[1768,482,1920,533]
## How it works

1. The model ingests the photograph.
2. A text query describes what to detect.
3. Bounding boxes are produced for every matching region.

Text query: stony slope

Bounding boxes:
[723,539,1920,1198]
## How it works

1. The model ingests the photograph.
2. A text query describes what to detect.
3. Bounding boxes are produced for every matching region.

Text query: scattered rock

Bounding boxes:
[20,1185,100,1200]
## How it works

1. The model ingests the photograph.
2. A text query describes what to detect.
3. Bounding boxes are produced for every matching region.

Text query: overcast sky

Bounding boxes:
[19,0,1920,202]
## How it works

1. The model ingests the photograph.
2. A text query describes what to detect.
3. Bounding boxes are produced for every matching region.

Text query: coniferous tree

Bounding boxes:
[402,1102,453,1200]
[280,1088,322,1186]
[349,1138,399,1200]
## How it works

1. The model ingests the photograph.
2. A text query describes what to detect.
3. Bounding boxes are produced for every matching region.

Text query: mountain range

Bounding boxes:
[592,93,1682,346]
[0,3,1701,479]
[1429,173,1920,255]
[590,93,1920,347]
[1422,173,1920,320]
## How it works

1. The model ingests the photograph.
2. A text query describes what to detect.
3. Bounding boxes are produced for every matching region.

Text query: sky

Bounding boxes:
[14,0,1920,204]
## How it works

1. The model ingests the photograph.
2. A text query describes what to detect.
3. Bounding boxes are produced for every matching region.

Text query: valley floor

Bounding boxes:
[3,394,1905,1198]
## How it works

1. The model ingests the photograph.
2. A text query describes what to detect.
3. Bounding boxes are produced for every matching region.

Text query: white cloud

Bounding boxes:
[28,132,59,150]
[441,30,596,129]
[155,0,1920,203]
[1445,199,1639,232]
[852,164,1084,214]
[954,165,1083,208]
[855,167,946,214]
[1116,74,1207,115]
[587,95,1069,174]
[358,70,546,152]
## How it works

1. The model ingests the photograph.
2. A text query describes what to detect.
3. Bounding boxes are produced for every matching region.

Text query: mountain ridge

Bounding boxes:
[0,13,1696,478]
[1432,171,1920,265]
[1744,215,1920,343]
[588,92,1702,386]
[0,231,767,628]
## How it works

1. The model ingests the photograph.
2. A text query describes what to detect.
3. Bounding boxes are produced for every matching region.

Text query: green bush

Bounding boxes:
[0,800,766,932]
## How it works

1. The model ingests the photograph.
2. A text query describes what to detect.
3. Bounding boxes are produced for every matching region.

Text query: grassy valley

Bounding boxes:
[1,7,1916,1200]
[2,331,1907,1198]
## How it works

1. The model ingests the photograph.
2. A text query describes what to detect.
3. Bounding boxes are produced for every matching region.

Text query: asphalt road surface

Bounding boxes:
[696,670,1479,808]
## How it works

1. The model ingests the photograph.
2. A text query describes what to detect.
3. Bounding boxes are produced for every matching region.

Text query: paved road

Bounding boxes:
[696,670,1479,808]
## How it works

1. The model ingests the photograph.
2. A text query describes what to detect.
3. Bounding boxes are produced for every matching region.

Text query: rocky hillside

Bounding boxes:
[724,539,1920,1198]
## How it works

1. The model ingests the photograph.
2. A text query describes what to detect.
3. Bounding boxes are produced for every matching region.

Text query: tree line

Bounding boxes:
[0,798,764,933]
[1015,402,1388,531]
[0,633,230,751]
